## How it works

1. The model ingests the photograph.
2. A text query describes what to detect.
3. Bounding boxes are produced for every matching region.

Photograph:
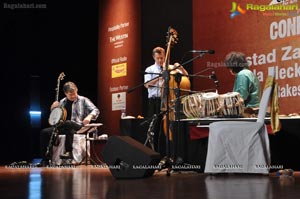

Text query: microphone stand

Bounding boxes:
[127,50,213,176]
[161,52,212,175]
[45,125,60,165]
[180,52,206,67]
[161,62,172,176]
[127,51,207,94]
[173,73,182,164]
[160,45,205,176]
[144,114,158,150]
[127,72,162,93]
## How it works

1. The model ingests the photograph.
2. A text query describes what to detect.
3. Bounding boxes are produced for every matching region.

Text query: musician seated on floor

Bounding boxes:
[224,51,261,113]
[40,82,99,165]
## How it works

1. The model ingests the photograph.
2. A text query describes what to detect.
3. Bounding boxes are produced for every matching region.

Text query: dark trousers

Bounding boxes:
[147,98,177,159]
[147,97,162,118]
[147,97,163,153]
[40,120,81,160]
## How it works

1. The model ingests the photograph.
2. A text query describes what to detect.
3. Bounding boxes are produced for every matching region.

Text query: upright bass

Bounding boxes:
[161,27,190,140]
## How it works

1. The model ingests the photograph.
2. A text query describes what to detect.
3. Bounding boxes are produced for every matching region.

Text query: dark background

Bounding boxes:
[0,0,192,164]
[1,0,100,164]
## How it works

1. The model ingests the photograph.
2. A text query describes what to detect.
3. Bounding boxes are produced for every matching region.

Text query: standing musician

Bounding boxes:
[144,47,188,117]
[40,82,99,164]
[144,47,165,117]
[224,51,261,108]
[144,46,188,154]
[144,47,165,152]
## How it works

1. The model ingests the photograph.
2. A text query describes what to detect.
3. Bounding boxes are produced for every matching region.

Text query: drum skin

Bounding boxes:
[48,107,67,126]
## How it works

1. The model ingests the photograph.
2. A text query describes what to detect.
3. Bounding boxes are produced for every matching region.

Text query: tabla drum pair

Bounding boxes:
[182,92,244,118]
[182,92,220,118]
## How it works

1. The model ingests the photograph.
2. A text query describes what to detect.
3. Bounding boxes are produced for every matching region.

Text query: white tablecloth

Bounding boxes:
[52,134,90,165]
[204,121,270,174]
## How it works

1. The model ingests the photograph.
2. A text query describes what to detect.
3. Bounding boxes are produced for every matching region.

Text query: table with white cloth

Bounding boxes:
[173,117,300,172]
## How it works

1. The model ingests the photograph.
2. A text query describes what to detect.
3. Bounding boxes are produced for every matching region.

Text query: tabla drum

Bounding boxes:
[181,92,204,118]
[219,92,244,117]
[48,107,67,126]
[202,92,220,117]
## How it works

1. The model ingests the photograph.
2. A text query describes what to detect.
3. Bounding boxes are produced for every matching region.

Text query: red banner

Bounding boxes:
[193,0,299,114]
[98,0,141,134]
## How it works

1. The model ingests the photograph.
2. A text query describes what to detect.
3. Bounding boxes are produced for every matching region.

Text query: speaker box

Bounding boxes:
[102,136,161,179]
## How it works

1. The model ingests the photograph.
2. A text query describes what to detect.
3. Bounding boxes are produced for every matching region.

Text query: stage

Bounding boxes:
[2,0,300,198]
[1,166,300,199]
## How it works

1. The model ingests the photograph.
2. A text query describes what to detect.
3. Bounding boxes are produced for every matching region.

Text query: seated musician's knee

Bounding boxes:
[63,120,73,127]
[40,127,53,137]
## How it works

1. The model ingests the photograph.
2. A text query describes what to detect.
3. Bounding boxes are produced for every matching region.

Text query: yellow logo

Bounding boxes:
[112,62,127,78]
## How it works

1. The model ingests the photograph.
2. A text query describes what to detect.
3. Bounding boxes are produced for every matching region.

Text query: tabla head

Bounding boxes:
[202,92,219,100]
[221,92,240,98]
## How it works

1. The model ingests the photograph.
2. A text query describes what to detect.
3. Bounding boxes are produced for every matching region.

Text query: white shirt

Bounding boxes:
[144,63,163,98]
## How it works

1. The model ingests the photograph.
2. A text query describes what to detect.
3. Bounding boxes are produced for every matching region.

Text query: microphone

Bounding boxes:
[143,71,162,75]
[210,71,219,88]
[189,50,215,54]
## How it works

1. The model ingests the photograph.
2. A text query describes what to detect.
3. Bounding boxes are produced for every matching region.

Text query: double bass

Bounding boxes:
[161,27,190,140]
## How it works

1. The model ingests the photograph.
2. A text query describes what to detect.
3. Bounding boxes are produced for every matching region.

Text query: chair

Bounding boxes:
[204,76,276,174]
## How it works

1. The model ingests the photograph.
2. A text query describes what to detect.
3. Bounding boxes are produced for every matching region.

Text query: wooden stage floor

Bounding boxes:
[1,166,300,199]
